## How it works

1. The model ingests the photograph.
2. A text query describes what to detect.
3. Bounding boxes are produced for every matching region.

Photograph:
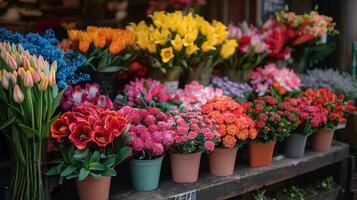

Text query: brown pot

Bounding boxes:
[209,148,237,176]
[170,152,201,183]
[311,128,335,152]
[249,140,276,167]
[76,176,111,200]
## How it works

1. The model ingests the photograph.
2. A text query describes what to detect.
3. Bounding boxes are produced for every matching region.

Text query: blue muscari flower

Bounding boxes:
[0,28,89,88]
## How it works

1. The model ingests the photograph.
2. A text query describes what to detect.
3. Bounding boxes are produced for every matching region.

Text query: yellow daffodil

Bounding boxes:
[201,41,216,52]
[171,34,183,51]
[160,47,174,63]
[220,39,238,59]
[146,43,157,54]
[186,45,199,56]
[183,30,198,47]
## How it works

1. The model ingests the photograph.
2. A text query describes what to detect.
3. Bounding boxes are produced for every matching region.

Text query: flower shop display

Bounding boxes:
[67,26,136,97]
[201,96,256,175]
[47,103,131,199]
[169,105,220,182]
[304,88,356,151]
[224,23,270,82]
[115,78,178,112]
[146,0,206,15]
[60,83,113,111]
[0,42,63,199]
[129,11,236,89]
[249,63,301,96]
[280,96,327,158]
[242,96,298,167]
[211,76,252,102]
[0,28,88,89]
[119,106,174,190]
[175,81,223,106]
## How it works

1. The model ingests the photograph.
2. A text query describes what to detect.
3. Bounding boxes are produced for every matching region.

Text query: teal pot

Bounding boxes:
[130,156,164,191]
[285,133,308,158]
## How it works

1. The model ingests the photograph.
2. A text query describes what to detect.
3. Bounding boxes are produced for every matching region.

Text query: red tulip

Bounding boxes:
[92,129,113,147]
[69,121,92,150]
[104,115,128,137]
[51,117,70,142]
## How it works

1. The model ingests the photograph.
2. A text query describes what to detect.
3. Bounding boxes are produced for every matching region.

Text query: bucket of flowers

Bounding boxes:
[47,103,131,200]
[201,96,256,176]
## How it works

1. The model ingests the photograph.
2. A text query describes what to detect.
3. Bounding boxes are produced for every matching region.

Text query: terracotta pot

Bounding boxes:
[249,140,276,167]
[76,176,111,200]
[209,148,237,176]
[311,128,335,152]
[170,152,201,183]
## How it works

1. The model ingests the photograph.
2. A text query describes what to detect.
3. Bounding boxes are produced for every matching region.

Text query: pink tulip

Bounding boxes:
[23,71,34,88]
[1,70,9,90]
[13,84,24,103]
[30,68,41,83]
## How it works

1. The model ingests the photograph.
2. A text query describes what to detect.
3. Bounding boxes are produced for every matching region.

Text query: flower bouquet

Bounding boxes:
[175,81,223,106]
[119,106,174,191]
[280,96,327,158]
[68,26,136,97]
[201,96,256,175]
[0,42,63,199]
[60,83,113,111]
[129,11,236,88]
[115,78,179,112]
[242,96,298,166]
[47,103,131,199]
[211,76,252,102]
[249,63,301,97]
[304,88,356,151]
[169,105,219,182]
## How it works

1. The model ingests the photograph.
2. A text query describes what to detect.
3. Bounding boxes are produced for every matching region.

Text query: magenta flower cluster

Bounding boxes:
[60,83,113,111]
[119,106,175,159]
[169,105,220,153]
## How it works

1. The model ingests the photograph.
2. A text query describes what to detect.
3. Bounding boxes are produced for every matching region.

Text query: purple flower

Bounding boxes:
[211,76,252,101]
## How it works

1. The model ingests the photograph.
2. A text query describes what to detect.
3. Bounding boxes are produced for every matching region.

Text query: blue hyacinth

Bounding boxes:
[0,28,89,88]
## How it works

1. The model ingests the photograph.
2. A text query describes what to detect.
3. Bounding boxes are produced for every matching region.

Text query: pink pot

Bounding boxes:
[311,128,335,152]
[209,148,237,176]
[76,176,111,200]
[170,152,201,183]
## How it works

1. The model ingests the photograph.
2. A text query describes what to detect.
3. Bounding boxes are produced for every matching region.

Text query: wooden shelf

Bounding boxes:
[110,141,349,200]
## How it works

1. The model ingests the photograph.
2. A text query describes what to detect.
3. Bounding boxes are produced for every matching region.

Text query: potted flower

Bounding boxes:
[281,96,327,158]
[169,105,220,182]
[242,96,298,167]
[311,176,340,200]
[276,185,318,200]
[304,88,356,151]
[47,103,131,200]
[67,26,136,97]
[201,96,256,176]
[119,106,174,191]
[0,43,63,199]
[211,76,253,102]
[129,11,236,89]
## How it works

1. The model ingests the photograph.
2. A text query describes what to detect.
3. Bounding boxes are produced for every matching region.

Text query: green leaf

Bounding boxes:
[181,60,188,68]
[89,162,106,171]
[102,168,117,177]
[78,168,90,181]
[74,149,90,160]
[60,165,77,177]
[46,167,60,176]
[49,90,64,118]
[97,66,125,73]
[103,157,116,167]
[115,147,132,165]
[0,117,16,130]
[41,113,60,140]
[18,123,38,138]
[90,151,100,163]
[66,174,79,180]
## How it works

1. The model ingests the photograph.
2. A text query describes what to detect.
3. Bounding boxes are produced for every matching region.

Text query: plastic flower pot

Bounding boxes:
[130,156,164,191]
[209,148,238,176]
[285,133,308,158]
[76,176,111,200]
[311,128,335,152]
[249,140,276,167]
[170,152,202,183]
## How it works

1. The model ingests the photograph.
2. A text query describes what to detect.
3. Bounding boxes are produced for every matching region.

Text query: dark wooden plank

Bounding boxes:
[110,141,349,200]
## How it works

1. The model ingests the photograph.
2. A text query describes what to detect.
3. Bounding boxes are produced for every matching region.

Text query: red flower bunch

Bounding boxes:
[201,96,256,149]
[60,83,113,111]
[51,103,128,150]
[119,106,175,159]
[242,96,299,142]
[169,105,220,153]
[279,96,327,135]
[304,88,356,129]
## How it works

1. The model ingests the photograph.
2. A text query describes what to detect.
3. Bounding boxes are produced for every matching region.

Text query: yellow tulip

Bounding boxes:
[146,43,157,54]
[186,45,199,56]
[23,71,34,88]
[13,84,24,103]
[48,69,56,86]
[39,76,48,92]
[220,39,238,59]
[171,34,183,51]
[201,41,216,52]
[183,30,198,47]
[160,47,174,63]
